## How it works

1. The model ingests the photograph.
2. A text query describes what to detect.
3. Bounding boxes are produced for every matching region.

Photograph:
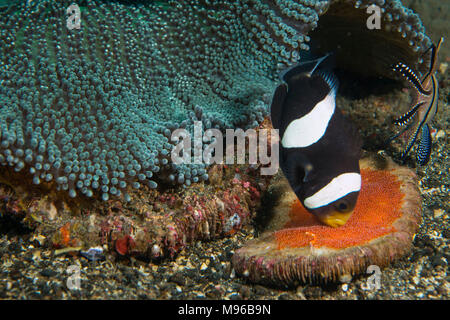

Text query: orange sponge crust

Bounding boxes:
[275,168,404,249]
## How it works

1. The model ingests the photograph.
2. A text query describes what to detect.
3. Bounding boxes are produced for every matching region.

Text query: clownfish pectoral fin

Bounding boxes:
[270,83,288,130]
[290,152,315,183]
[417,124,432,165]
[283,152,314,188]
[302,162,314,183]
[393,102,424,126]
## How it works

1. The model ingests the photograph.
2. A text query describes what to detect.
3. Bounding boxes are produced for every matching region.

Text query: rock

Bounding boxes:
[442,229,450,239]
[278,293,290,300]
[430,254,447,267]
[433,209,445,218]
[438,62,448,75]
[434,130,445,139]
[339,274,353,283]
[40,269,58,277]
[169,272,186,286]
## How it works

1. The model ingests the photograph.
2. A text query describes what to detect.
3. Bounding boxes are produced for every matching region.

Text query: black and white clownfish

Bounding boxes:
[270,53,362,228]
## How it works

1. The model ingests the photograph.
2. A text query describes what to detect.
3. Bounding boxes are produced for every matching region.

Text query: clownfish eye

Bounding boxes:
[336,200,350,213]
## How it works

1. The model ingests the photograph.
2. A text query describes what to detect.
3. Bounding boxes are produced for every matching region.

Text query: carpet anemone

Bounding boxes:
[0,0,431,201]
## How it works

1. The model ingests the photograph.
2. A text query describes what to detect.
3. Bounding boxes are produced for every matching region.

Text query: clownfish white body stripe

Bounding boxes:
[281,92,335,148]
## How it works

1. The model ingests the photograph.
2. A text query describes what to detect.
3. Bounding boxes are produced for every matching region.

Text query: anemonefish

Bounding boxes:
[270,53,362,228]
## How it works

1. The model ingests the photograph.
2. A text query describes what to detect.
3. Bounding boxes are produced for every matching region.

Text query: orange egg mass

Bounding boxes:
[275,168,404,249]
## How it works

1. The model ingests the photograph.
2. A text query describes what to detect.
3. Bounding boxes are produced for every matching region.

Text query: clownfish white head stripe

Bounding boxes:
[303,172,361,209]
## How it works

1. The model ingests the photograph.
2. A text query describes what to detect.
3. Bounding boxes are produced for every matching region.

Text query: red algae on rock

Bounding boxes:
[233,153,422,286]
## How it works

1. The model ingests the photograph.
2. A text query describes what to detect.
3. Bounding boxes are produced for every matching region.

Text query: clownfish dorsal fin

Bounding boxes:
[280,53,334,85]
[315,70,339,97]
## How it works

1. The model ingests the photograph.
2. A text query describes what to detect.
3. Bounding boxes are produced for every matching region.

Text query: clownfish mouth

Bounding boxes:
[315,210,354,228]
[301,173,361,228]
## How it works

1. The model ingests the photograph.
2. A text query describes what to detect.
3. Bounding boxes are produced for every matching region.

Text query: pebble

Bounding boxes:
[278,293,290,300]
[32,250,42,262]
[442,229,450,239]
[239,285,252,298]
[296,289,306,300]
[434,130,445,139]
[304,286,323,298]
[430,254,447,267]
[433,209,445,218]
[339,274,352,283]
[169,272,186,286]
[40,269,58,277]
[438,62,448,75]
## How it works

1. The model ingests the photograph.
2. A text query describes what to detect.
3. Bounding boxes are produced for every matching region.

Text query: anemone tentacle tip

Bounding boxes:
[232,153,422,286]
